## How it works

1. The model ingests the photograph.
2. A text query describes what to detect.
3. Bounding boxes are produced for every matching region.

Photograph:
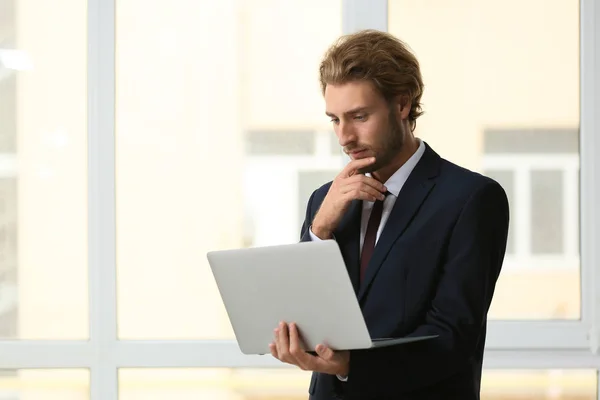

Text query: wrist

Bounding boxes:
[337,353,350,377]
[311,217,333,239]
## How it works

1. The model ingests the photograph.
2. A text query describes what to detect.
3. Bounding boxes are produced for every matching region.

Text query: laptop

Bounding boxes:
[207,239,437,355]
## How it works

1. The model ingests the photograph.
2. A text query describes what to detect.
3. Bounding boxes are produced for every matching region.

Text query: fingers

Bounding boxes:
[315,344,335,361]
[340,156,377,178]
[274,322,291,363]
[275,322,308,368]
[339,182,385,201]
[341,183,386,202]
[289,323,315,370]
[279,322,290,350]
[338,171,387,202]
[315,156,383,234]
[346,188,383,202]
[269,342,278,359]
[288,322,301,354]
[271,323,345,375]
[346,173,387,193]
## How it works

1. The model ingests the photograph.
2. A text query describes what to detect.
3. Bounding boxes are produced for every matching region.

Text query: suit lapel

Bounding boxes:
[358,144,441,301]
[336,199,362,294]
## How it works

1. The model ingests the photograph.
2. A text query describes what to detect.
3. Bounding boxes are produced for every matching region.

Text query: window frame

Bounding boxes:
[0,0,598,399]
[483,152,579,266]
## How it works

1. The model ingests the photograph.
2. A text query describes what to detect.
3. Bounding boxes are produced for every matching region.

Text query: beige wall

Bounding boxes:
[389,0,579,169]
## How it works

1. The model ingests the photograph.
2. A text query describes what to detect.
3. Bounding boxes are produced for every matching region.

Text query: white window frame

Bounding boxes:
[0,0,599,399]
[483,153,580,270]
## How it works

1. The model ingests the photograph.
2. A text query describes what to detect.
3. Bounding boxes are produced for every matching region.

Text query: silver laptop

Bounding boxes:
[207,239,437,355]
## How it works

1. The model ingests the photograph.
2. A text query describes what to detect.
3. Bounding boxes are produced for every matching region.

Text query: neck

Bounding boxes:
[372,135,419,183]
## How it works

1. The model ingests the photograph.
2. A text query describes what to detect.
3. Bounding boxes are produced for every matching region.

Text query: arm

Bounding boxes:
[345,180,510,394]
[300,190,337,242]
[300,190,317,242]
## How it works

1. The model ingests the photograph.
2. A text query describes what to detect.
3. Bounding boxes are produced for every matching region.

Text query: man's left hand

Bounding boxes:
[269,321,350,377]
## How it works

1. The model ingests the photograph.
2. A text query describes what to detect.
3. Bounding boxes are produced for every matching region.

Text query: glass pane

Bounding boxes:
[0,0,89,338]
[531,170,563,254]
[389,0,580,319]
[0,369,89,399]
[482,370,597,400]
[115,0,343,339]
[119,369,597,400]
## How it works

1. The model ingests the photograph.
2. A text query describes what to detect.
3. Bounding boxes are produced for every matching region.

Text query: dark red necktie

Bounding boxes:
[360,192,389,283]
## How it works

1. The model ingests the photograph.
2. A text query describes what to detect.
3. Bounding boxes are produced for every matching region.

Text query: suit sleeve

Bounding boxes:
[344,180,510,395]
[300,190,317,242]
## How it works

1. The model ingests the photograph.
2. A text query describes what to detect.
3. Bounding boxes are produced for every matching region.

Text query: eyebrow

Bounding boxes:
[326,107,370,118]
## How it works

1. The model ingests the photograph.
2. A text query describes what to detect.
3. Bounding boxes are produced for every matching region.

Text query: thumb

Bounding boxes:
[315,344,334,360]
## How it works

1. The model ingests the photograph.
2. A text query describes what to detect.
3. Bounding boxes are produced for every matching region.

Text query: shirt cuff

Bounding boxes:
[309,226,323,241]
[336,374,348,382]
[309,226,335,241]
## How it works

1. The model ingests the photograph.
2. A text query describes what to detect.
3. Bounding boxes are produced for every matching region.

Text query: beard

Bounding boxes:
[357,107,405,174]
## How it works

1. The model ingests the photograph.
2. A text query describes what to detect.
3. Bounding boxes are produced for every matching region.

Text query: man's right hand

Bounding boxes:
[311,157,387,239]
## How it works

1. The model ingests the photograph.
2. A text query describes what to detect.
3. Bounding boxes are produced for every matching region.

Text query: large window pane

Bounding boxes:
[0,0,88,339]
[530,169,564,254]
[119,369,598,400]
[483,370,597,400]
[115,0,343,339]
[0,369,89,400]
[389,0,580,319]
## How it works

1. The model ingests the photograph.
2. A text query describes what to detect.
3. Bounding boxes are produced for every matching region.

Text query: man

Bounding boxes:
[269,29,509,399]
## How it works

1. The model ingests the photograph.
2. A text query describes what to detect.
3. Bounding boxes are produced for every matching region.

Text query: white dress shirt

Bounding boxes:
[308,139,426,381]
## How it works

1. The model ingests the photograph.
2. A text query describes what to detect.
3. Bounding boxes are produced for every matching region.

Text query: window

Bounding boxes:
[0,369,89,400]
[244,129,341,248]
[0,0,598,399]
[118,368,598,400]
[0,178,17,339]
[482,129,580,319]
[115,0,342,340]
[0,0,88,340]
[483,128,579,262]
[388,0,581,321]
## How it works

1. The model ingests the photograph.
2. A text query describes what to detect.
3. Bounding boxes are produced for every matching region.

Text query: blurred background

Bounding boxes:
[0,0,596,398]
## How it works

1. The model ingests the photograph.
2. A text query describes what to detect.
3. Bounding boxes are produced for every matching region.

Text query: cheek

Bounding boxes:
[359,120,386,147]
[355,119,374,135]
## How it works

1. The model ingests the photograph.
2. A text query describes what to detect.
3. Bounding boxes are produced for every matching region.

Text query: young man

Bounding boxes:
[269,30,509,400]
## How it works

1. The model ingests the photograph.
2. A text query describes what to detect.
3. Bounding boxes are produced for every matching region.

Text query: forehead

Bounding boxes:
[324,80,386,114]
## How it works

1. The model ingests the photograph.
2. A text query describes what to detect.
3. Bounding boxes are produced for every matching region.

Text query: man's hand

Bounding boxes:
[269,322,350,377]
[311,157,387,239]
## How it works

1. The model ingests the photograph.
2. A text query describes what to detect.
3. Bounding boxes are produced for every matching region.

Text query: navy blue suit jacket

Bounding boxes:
[300,143,509,400]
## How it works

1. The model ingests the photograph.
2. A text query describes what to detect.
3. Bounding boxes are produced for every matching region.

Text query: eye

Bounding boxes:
[354,114,367,121]
[330,118,340,124]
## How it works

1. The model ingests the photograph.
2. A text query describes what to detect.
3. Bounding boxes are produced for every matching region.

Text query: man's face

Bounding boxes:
[325,80,405,174]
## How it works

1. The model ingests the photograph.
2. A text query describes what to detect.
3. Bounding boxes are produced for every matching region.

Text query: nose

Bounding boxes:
[337,121,357,148]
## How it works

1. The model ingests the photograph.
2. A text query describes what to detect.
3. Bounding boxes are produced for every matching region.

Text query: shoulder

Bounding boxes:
[437,158,508,211]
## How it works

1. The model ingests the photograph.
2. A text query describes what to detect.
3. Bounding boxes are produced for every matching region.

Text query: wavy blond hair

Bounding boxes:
[319,29,424,131]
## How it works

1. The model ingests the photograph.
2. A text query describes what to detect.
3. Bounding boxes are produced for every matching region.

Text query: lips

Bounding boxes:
[349,149,368,158]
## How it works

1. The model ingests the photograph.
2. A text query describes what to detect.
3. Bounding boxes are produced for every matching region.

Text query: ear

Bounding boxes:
[394,95,411,120]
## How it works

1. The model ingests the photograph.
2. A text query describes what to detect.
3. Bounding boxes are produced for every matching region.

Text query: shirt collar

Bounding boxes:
[366,139,426,198]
